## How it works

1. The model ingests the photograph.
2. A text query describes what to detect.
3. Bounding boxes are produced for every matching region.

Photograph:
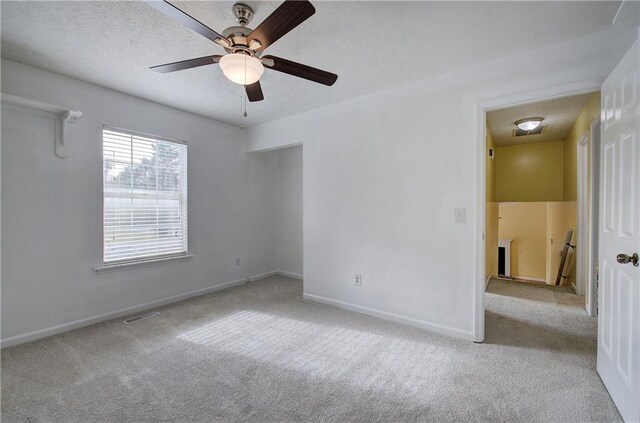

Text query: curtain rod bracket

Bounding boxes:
[1,93,82,159]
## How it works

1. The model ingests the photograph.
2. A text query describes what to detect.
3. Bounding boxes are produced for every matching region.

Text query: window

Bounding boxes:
[102,127,187,263]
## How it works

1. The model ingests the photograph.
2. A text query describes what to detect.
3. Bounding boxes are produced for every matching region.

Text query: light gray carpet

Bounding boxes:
[1,276,621,422]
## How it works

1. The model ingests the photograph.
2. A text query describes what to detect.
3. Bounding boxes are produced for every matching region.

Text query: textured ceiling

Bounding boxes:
[1,1,620,126]
[487,93,596,146]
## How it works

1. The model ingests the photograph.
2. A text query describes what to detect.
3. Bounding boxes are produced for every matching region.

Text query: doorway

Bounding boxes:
[476,33,640,422]
[577,117,602,317]
[481,90,602,340]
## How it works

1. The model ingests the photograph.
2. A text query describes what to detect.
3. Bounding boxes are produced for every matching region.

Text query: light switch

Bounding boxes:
[454,207,466,223]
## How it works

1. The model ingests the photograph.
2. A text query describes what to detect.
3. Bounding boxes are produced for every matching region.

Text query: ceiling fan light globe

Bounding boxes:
[219,53,264,85]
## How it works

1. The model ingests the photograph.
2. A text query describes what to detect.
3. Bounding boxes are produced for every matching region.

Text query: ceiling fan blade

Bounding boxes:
[245,81,264,102]
[247,0,315,51]
[145,1,225,44]
[150,55,222,73]
[262,55,337,86]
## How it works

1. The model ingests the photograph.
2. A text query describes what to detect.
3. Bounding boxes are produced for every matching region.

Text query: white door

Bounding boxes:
[598,37,640,423]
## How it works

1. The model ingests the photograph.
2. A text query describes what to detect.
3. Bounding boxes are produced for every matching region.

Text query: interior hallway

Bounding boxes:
[2,276,620,422]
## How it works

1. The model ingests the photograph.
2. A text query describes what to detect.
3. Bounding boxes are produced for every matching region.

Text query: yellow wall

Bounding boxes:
[486,131,496,203]
[490,93,595,285]
[499,202,548,281]
[546,202,564,285]
[498,201,576,284]
[495,141,564,202]
[563,92,601,201]
[546,202,577,286]
[485,130,499,280]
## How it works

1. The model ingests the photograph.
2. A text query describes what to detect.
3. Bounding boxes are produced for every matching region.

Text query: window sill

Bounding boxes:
[94,254,194,274]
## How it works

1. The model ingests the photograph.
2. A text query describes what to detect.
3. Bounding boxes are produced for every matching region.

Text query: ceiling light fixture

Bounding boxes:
[515,117,544,131]
[219,53,264,85]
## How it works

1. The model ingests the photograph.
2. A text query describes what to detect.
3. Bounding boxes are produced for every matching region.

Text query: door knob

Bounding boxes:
[616,253,639,267]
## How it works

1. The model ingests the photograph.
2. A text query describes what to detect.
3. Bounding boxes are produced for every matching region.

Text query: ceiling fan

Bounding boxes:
[146,0,338,102]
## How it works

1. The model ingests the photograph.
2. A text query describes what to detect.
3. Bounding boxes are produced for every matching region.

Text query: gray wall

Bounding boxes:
[0,60,280,344]
[275,146,303,277]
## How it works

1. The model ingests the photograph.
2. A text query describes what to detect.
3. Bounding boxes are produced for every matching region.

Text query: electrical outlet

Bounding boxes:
[236,258,240,266]
[354,274,362,287]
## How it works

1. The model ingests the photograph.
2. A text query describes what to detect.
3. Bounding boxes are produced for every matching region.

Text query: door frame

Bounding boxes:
[475,82,601,342]
[586,116,602,317]
[577,131,589,297]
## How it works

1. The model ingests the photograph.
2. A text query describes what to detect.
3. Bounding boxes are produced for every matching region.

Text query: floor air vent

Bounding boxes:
[513,125,545,136]
[123,311,160,324]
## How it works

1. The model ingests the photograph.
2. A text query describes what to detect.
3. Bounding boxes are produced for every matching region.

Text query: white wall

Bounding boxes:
[0,59,279,345]
[246,28,637,340]
[248,144,303,278]
[274,146,303,277]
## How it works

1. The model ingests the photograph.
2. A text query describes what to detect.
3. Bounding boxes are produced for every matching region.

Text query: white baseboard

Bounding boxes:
[249,270,303,281]
[303,293,474,341]
[511,275,547,283]
[1,277,248,349]
[276,270,303,280]
[248,270,278,282]
[485,274,493,289]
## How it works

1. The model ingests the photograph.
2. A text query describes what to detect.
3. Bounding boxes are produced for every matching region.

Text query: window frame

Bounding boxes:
[100,125,189,266]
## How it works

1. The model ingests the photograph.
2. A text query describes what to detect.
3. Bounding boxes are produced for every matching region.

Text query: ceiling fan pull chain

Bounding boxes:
[240,55,248,130]
[244,55,248,121]
[240,91,244,131]
[239,87,248,131]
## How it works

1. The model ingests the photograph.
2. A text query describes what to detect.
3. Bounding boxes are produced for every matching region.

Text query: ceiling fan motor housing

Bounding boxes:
[221,26,257,54]
[224,3,259,53]
[232,3,254,26]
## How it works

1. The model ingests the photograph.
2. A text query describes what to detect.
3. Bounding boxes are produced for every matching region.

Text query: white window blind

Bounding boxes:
[102,127,187,263]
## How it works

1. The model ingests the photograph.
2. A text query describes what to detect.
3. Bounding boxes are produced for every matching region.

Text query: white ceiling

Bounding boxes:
[487,93,596,146]
[1,1,620,126]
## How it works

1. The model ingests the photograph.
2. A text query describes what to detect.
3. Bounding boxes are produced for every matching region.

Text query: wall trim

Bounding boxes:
[303,293,474,341]
[249,270,278,282]
[1,277,248,348]
[485,274,493,289]
[276,270,303,280]
[93,253,194,273]
[511,275,547,283]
